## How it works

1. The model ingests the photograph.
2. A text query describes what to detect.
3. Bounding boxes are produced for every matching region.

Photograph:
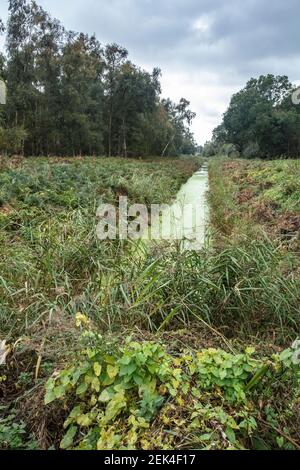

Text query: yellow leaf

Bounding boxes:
[93,362,102,377]
[141,439,150,450]
[92,377,100,392]
[99,389,110,402]
[107,364,119,379]
[75,313,90,328]
[77,414,92,427]
[90,395,97,406]
[176,396,185,407]
[172,379,180,389]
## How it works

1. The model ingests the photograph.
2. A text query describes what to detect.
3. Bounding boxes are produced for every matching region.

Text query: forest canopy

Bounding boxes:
[0,0,197,157]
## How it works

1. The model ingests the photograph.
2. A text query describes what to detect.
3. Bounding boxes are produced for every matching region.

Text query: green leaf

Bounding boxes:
[119,362,137,376]
[54,385,65,399]
[64,406,82,429]
[245,347,255,355]
[60,425,77,450]
[200,433,213,442]
[133,373,144,386]
[118,355,131,366]
[276,437,284,448]
[44,389,56,405]
[77,414,92,427]
[245,364,270,392]
[76,383,88,396]
[99,389,111,403]
[280,349,293,362]
[225,427,236,444]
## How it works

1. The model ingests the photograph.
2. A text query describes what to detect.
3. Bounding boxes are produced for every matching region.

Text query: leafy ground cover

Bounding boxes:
[1,156,300,451]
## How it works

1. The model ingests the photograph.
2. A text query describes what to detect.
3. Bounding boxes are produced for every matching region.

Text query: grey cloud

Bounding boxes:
[1,0,300,142]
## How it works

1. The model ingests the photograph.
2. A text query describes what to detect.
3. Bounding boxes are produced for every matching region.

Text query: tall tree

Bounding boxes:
[161,98,196,156]
[104,43,128,157]
[220,74,299,158]
[113,63,161,157]
[3,1,197,157]
[0,18,6,128]
[60,32,104,155]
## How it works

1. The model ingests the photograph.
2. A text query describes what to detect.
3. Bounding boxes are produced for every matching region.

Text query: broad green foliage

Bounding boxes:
[44,329,300,450]
[45,335,174,449]
[207,74,300,159]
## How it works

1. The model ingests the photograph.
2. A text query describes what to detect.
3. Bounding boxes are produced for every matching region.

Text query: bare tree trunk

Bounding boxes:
[122,118,127,158]
[161,134,175,157]
[108,113,112,157]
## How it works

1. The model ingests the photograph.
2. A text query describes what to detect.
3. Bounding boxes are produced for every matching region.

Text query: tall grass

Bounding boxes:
[0,157,200,340]
[98,238,299,342]
[1,157,298,347]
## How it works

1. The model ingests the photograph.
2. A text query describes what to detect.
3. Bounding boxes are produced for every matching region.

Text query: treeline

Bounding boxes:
[203,74,300,159]
[0,0,197,157]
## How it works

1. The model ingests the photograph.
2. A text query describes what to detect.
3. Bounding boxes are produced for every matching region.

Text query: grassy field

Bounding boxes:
[0,156,199,338]
[0,156,300,451]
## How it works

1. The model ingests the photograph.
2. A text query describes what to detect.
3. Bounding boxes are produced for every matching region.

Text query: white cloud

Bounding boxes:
[192,14,214,34]
[161,70,239,143]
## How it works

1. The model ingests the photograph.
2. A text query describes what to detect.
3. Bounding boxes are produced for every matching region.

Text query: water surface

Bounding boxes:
[142,164,209,250]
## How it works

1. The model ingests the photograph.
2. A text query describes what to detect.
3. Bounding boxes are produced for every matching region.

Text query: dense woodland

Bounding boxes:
[0,0,197,157]
[204,74,300,159]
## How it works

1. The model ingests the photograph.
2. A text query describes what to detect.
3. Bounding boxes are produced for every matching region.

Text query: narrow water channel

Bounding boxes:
[142,163,209,250]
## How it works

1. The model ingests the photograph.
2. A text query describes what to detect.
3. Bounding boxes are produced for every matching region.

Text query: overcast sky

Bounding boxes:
[1,0,300,144]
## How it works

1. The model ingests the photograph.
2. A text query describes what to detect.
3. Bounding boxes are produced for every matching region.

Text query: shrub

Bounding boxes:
[0,126,27,156]
[44,323,300,450]
[242,142,261,159]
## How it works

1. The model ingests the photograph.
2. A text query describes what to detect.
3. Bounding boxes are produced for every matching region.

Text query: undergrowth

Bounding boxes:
[43,318,300,450]
[1,156,300,450]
